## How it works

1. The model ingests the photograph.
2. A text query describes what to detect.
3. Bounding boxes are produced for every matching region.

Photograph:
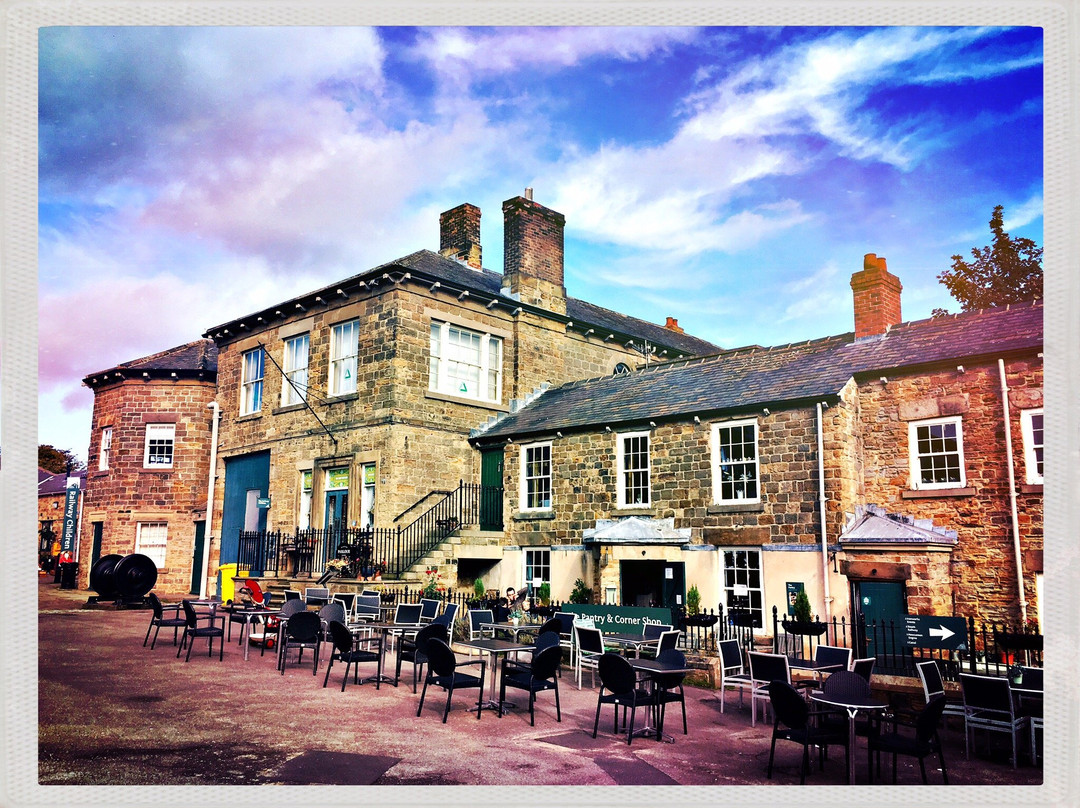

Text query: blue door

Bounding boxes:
[221,451,270,571]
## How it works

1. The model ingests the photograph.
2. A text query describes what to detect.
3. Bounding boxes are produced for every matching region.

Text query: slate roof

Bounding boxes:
[204,249,721,358]
[840,505,958,544]
[38,468,87,496]
[472,300,1042,443]
[83,339,218,387]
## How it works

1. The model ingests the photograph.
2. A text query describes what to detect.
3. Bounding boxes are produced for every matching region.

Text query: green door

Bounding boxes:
[190,520,205,594]
[480,448,504,531]
[855,580,907,661]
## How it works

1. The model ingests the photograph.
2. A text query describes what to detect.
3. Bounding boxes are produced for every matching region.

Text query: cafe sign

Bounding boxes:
[562,604,672,634]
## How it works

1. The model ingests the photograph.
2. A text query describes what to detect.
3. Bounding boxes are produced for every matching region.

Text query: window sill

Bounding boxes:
[237,412,262,422]
[514,510,554,521]
[323,392,358,405]
[425,390,509,413]
[272,403,307,415]
[140,467,174,473]
[901,487,975,500]
[1020,483,1043,495]
[90,470,109,478]
[708,502,764,514]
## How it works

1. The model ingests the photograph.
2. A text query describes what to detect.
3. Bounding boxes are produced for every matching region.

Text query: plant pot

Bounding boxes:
[782,619,828,636]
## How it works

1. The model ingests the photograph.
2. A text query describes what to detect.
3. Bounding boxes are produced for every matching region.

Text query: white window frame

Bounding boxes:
[98,427,112,471]
[908,416,966,490]
[711,419,760,503]
[428,320,503,403]
[136,521,168,568]
[298,470,313,530]
[721,547,764,630]
[281,333,310,407]
[329,319,359,396]
[1020,408,1044,485]
[616,431,651,508]
[523,548,551,595]
[520,442,553,511]
[240,348,264,415]
[143,423,175,469]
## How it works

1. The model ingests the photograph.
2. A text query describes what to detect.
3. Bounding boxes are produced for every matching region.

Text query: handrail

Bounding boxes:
[392,489,453,523]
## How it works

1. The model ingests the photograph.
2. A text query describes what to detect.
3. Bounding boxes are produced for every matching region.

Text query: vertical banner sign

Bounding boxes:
[61,484,81,553]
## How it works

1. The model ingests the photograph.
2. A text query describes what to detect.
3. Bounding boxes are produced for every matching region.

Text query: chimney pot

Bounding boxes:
[664,317,684,333]
[524,187,534,201]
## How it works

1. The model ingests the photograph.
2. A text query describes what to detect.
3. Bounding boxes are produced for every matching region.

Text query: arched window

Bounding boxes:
[614,362,632,375]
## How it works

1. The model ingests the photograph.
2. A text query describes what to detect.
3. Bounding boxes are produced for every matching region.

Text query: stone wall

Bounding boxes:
[78,377,216,594]
[854,356,1043,623]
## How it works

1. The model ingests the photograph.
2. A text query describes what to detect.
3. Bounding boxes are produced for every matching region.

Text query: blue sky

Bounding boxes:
[38,25,1043,462]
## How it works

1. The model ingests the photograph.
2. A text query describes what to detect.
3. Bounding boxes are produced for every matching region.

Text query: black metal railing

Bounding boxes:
[235,481,504,579]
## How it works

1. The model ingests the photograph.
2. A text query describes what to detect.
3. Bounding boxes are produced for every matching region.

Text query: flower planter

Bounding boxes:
[781,619,828,636]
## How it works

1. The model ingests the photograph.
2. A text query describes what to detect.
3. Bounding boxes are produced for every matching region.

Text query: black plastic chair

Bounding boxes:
[178,600,226,662]
[767,680,849,784]
[960,673,1027,768]
[653,648,688,736]
[717,639,753,713]
[278,610,322,676]
[143,592,185,649]
[592,652,657,745]
[261,597,308,658]
[417,638,486,722]
[395,623,448,692]
[322,620,382,691]
[867,695,949,784]
[499,644,562,726]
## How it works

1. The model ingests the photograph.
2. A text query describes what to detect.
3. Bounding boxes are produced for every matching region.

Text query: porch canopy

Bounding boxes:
[583,516,692,545]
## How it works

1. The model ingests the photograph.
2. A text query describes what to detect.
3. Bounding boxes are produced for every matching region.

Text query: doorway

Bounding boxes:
[480,448,504,531]
[620,559,684,611]
[853,579,907,660]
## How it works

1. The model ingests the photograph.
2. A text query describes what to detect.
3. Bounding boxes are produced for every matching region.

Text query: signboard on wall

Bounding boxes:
[901,615,968,651]
[786,582,805,615]
[60,484,81,553]
[563,604,673,634]
[327,468,350,489]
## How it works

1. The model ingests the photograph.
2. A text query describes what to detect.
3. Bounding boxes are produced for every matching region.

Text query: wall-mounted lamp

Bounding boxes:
[829,551,839,573]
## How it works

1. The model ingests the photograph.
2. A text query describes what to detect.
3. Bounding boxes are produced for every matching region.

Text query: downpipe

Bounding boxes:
[200,401,220,600]
[816,402,832,623]
[998,359,1028,625]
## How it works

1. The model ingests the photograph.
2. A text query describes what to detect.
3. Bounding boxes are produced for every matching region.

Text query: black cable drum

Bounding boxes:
[112,553,158,599]
[88,554,123,599]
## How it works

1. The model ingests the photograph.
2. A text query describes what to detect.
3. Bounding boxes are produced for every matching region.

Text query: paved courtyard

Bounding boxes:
[35,578,1048,798]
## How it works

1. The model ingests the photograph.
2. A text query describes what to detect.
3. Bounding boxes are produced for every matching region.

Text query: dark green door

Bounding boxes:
[855,580,907,661]
[480,448,504,531]
[190,520,205,594]
[90,522,103,568]
[661,562,685,614]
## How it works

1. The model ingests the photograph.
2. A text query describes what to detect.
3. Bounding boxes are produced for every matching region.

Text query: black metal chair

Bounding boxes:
[322,620,383,691]
[591,652,657,745]
[851,657,876,683]
[143,592,185,649]
[278,610,322,676]
[499,644,562,726]
[766,680,849,784]
[867,695,949,784]
[960,673,1027,768]
[653,648,688,736]
[417,638,486,722]
[395,622,448,692]
[915,659,965,724]
[260,597,308,659]
[178,600,226,662]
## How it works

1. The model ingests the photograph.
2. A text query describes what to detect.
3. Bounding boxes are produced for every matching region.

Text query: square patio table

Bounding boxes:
[455,637,534,715]
[811,691,888,784]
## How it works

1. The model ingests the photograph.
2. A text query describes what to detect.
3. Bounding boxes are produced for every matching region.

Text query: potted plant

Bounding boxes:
[325,558,350,578]
[467,578,486,608]
[686,585,701,616]
[420,567,444,600]
[782,591,827,636]
[509,607,524,627]
[537,582,551,606]
[569,578,592,605]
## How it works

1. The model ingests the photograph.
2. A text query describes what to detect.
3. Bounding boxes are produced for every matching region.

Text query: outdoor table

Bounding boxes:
[788,657,845,689]
[234,607,277,661]
[811,691,889,783]
[628,657,694,743]
[604,632,660,658]
[480,621,541,643]
[455,637,534,715]
[359,621,424,683]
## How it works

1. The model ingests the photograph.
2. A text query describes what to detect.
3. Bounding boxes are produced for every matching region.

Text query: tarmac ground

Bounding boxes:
[37,577,1045,791]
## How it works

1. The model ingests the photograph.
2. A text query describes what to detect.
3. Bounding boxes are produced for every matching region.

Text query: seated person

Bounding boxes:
[493,587,516,622]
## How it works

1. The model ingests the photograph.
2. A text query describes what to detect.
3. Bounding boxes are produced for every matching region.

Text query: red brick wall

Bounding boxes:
[78,377,216,595]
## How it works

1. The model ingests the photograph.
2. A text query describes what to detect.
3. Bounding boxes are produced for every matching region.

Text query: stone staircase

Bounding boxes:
[393,527,504,584]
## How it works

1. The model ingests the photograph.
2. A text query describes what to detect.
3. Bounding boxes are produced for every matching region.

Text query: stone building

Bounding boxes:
[38,467,86,566]
[76,340,218,594]
[470,254,1043,629]
[200,192,718,593]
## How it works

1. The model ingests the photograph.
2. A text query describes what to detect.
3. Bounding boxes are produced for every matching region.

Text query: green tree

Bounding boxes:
[38,444,84,474]
[934,205,1042,315]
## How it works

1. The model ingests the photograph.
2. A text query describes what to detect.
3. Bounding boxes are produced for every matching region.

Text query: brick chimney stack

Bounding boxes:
[439,203,482,269]
[664,317,684,333]
[502,190,566,315]
[850,253,903,339]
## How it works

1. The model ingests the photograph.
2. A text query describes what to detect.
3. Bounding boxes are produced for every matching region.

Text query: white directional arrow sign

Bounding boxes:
[928,625,954,641]
[902,615,967,650]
